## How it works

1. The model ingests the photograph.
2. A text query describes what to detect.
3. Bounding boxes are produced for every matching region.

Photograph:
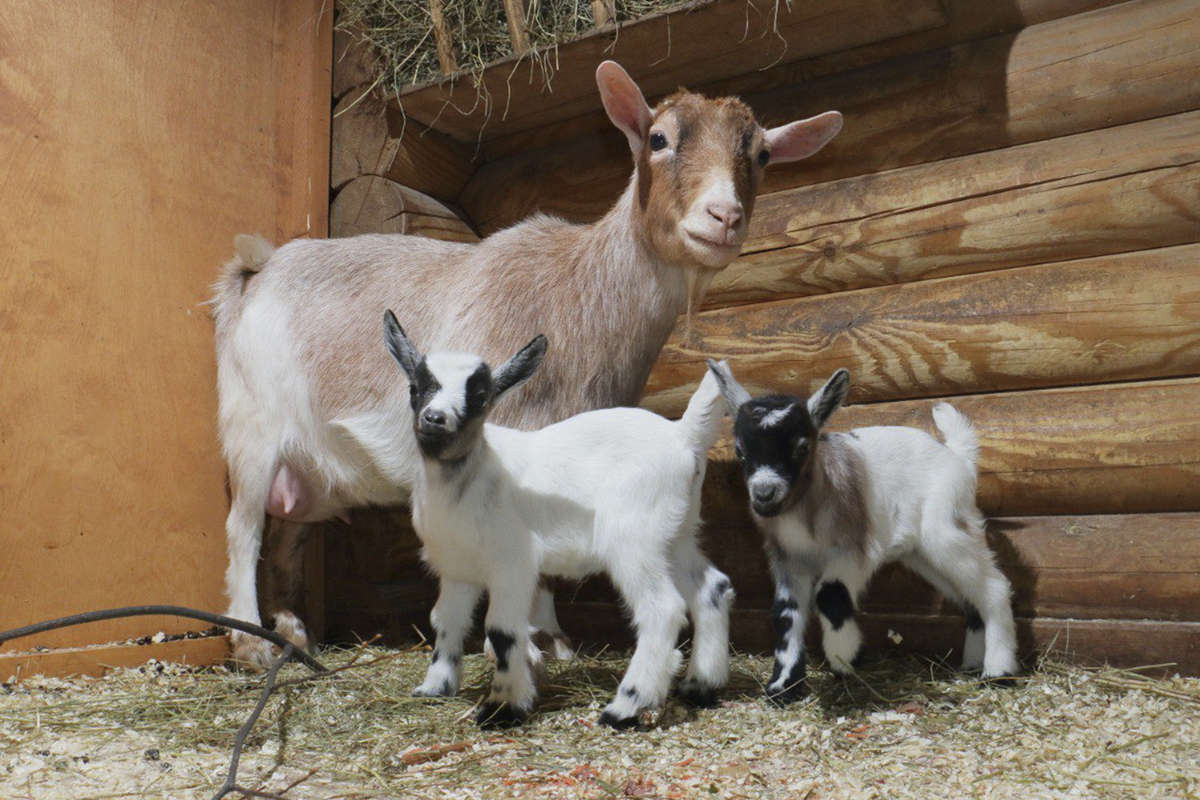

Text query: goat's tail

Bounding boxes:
[932,402,979,469]
[678,367,728,457]
[210,234,276,334]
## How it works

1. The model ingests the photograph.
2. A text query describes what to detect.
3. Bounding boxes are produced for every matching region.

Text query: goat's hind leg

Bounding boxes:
[223,457,276,669]
[671,538,733,707]
[600,555,688,728]
[261,518,313,653]
[901,553,983,672]
[914,527,1019,680]
[414,580,482,697]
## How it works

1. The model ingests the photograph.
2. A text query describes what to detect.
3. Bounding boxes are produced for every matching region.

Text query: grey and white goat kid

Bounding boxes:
[386,312,733,728]
[707,362,1019,703]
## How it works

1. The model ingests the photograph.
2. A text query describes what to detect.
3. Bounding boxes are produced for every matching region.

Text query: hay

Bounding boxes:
[335,0,708,97]
[2,643,1198,799]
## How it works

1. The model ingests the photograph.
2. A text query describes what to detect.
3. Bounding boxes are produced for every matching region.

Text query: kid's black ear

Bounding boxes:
[383,309,421,381]
[707,358,751,415]
[806,368,850,429]
[492,334,548,399]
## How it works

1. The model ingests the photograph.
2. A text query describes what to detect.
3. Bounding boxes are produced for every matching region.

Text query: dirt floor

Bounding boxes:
[1,644,1197,799]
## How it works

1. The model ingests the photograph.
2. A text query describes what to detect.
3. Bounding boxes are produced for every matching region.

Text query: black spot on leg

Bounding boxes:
[770,598,798,637]
[708,577,732,609]
[767,656,808,706]
[486,628,516,672]
[439,679,453,696]
[964,604,984,632]
[431,649,442,664]
[815,581,854,631]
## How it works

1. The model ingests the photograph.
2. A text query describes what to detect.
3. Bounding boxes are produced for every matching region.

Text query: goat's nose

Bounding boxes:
[421,408,447,427]
[751,484,779,503]
[707,201,743,231]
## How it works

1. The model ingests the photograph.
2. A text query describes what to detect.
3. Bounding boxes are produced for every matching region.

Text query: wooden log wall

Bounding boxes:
[323,0,1200,674]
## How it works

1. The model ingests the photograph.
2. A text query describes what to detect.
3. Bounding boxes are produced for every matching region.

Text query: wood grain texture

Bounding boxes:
[383,104,476,204]
[398,0,944,143]
[693,379,1200,518]
[330,176,478,241]
[461,0,1200,235]
[0,636,230,683]
[642,245,1200,411]
[710,111,1200,306]
[331,86,395,191]
[0,0,330,653]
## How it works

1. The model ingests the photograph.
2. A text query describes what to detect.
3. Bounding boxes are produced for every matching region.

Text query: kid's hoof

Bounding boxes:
[765,682,808,707]
[412,680,455,698]
[476,702,529,728]
[598,710,644,730]
[982,672,1022,688]
[676,680,719,708]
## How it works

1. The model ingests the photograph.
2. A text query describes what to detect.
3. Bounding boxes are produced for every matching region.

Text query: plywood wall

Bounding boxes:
[324,0,1200,671]
[0,1,331,668]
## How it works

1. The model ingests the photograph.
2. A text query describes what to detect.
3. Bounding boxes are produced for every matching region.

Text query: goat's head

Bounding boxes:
[597,61,842,271]
[707,360,850,517]
[384,310,547,461]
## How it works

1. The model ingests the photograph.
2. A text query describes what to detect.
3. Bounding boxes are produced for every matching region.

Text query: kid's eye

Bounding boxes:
[734,443,746,462]
[649,132,668,151]
[757,149,769,167]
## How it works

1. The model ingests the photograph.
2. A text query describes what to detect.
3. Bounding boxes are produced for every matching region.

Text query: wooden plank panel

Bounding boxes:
[695,379,1200,518]
[383,104,476,204]
[642,245,1200,411]
[461,0,1200,235]
[0,0,330,654]
[710,112,1200,306]
[397,0,945,143]
[0,636,230,683]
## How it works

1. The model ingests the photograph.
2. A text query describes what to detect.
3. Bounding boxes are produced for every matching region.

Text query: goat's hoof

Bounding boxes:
[227,632,277,671]
[676,680,720,708]
[412,680,456,698]
[981,672,1022,688]
[271,611,311,652]
[475,702,529,728]
[765,682,808,707]
[598,710,645,731]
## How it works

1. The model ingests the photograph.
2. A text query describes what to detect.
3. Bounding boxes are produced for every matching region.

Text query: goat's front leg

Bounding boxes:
[476,571,538,728]
[815,554,870,675]
[764,544,813,705]
[414,580,482,697]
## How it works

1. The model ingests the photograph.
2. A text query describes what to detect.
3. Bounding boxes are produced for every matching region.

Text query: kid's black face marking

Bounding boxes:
[486,628,516,672]
[733,394,818,516]
[815,580,854,630]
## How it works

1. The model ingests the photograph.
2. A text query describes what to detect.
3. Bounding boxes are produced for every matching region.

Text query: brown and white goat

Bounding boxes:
[211,60,842,667]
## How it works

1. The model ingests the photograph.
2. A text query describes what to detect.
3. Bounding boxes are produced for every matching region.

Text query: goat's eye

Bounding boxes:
[795,439,809,457]
[757,149,770,167]
[649,132,668,151]
[734,443,746,462]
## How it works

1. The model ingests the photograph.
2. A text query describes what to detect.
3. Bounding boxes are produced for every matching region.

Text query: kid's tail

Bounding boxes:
[678,366,729,457]
[932,402,979,469]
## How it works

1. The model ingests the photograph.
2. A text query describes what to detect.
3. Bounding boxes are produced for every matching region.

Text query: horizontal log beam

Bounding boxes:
[461,0,1200,235]
[330,176,478,242]
[643,244,1200,410]
[709,112,1200,306]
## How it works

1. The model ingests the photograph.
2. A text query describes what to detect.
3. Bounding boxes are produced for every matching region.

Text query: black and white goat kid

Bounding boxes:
[707,361,1019,703]
[385,312,733,727]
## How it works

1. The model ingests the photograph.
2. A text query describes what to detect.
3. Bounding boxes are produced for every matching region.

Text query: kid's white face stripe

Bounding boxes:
[761,404,796,428]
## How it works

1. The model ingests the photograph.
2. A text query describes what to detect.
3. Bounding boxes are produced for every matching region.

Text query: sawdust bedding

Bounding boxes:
[2,644,1197,799]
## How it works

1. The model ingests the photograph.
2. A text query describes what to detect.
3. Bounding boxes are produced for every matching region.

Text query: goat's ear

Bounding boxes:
[597,60,652,155]
[707,358,751,415]
[764,111,843,164]
[493,334,548,400]
[806,368,850,429]
[383,309,421,381]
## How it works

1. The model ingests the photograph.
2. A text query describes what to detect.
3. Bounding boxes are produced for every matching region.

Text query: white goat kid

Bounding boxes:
[707,362,1019,703]
[211,61,843,668]
[385,313,732,728]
